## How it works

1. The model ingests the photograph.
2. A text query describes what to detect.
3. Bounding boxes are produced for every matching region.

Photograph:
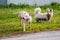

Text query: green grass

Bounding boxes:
[0,3,60,36]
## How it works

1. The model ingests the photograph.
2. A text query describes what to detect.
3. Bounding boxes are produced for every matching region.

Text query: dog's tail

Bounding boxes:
[13,12,19,14]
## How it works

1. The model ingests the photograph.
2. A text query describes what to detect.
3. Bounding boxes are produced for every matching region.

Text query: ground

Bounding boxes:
[0,30,60,40]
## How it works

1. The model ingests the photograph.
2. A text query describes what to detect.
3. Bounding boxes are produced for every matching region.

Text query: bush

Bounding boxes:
[0,5,5,8]
[18,3,30,8]
[0,3,60,9]
[51,2,58,6]
[8,3,17,8]
[50,2,60,10]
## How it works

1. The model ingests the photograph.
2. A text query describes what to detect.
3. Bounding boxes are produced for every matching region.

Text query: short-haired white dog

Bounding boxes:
[13,11,32,31]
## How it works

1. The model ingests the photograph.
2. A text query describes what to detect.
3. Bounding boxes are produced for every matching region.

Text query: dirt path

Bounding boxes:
[0,30,60,40]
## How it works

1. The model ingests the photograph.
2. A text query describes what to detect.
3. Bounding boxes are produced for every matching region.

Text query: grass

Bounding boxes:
[0,3,60,37]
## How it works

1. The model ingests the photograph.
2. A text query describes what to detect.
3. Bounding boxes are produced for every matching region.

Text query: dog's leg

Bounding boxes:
[29,22,32,28]
[23,22,26,31]
[20,20,23,27]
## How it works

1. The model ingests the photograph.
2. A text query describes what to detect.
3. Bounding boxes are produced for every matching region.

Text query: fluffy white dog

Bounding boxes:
[34,8,53,22]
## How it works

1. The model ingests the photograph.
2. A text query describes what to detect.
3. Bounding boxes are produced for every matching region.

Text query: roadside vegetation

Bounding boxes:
[0,3,60,37]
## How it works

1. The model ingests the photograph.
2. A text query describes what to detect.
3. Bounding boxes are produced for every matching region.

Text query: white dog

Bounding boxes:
[13,11,32,31]
[19,11,32,31]
[34,8,53,22]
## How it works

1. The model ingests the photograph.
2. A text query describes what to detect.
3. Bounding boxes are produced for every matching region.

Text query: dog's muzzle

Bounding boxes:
[23,17,29,22]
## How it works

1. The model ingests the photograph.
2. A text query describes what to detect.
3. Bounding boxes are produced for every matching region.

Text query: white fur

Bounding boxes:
[34,8,53,22]
[34,8,41,14]
[20,11,32,31]
[14,11,32,31]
